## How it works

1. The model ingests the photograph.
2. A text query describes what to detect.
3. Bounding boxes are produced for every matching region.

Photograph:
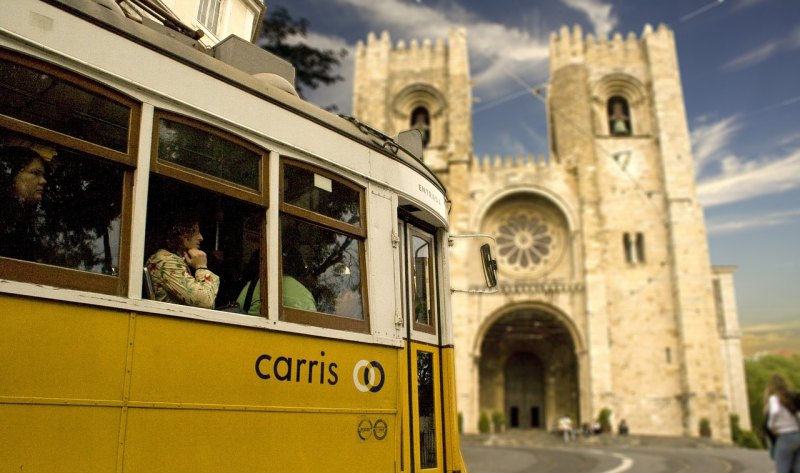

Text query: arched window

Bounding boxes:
[410,106,431,147]
[607,96,632,136]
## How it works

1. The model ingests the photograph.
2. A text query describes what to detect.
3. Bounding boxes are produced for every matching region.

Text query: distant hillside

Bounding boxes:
[741,319,800,357]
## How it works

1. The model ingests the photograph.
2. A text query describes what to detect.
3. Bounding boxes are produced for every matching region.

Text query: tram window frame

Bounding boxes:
[279,159,369,333]
[408,226,437,335]
[150,111,267,207]
[0,49,139,296]
[146,110,270,313]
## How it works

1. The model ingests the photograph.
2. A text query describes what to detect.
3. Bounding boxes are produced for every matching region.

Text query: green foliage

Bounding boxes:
[492,411,505,432]
[478,412,491,434]
[597,407,613,433]
[258,7,347,102]
[744,354,800,443]
[699,417,712,438]
[730,414,761,448]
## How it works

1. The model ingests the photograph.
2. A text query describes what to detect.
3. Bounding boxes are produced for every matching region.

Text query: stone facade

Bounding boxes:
[353,24,750,440]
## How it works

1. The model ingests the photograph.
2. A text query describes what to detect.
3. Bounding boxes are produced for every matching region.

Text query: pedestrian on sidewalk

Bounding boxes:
[558,416,573,443]
[763,374,800,473]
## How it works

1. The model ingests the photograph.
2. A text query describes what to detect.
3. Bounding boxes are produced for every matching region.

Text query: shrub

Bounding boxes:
[492,411,505,432]
[699,417,712,438]
[478,412,491,434]
[597,408,613,433]
[730,414,762,449]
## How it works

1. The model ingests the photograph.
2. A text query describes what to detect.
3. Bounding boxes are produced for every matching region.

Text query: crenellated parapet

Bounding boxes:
[355,30,455,73]
[473,154,557,171]
[550,23,675,74]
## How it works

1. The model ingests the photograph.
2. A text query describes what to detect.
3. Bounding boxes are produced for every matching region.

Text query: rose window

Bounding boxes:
[496,214,553,269]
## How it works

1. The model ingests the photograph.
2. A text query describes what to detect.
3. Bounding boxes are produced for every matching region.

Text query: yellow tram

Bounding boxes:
[0,1,495,471]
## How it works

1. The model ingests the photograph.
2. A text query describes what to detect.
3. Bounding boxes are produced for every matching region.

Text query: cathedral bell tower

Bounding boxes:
[353,29,473,225]
[547,24,736,439]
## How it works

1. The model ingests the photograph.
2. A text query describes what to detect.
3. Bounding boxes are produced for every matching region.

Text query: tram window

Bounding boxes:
[280,161,368,332]
[1,128,125,274]
[410,230,436,334]
[282,164,361,226]
[147,112,268,312]
[0,51,137,295]
[0,55,131,154]
[144,175,264,311]
[156,116,261,192]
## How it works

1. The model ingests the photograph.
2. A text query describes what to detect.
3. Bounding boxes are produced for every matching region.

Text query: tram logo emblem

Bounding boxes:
[353,360,385,393]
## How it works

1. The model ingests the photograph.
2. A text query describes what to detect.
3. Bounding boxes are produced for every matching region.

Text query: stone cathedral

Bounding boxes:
[353,24,750,440]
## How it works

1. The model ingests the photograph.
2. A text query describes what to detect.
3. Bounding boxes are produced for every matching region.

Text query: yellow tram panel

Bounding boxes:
[1,404,120,472]
[128,313,397,410]
[0,295,129,401]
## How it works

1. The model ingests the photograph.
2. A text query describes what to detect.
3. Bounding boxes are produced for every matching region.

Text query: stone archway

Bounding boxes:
[479,309,579,431]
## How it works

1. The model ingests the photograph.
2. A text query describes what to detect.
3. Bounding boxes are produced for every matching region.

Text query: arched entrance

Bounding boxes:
[479,309,579,431]
[505,352,544,428]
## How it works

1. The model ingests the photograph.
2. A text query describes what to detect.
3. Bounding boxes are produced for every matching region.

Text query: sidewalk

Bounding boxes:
[461,429,732,450]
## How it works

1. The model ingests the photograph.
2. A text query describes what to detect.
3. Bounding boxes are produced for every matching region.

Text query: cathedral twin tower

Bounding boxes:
[353,24,749,439]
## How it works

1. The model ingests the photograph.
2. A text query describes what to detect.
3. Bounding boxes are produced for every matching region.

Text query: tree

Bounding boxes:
[745,354,800,444]
[258,7,346,102]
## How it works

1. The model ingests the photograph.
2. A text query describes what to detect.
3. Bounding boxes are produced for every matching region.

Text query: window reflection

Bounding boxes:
[417,350,437,468]
[157,118,261,191]
[283,164,360,226]
[0,128,123,273]
[0,56,131,153]
[281,215,363,319]
[412,234,433,326]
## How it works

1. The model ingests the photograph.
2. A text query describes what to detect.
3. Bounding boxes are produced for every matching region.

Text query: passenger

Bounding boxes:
[281,247,316,312]
[235,251,261,316]
[233,248,317,316]
[0,140,55,261]
[146,215,220,309]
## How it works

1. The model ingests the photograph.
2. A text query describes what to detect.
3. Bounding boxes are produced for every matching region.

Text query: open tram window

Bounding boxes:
[0,51,138,295]
[146,111,268,313]
[279,160,368,333]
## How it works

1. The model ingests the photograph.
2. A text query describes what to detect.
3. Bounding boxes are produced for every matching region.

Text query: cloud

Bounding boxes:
[723,26,800,70]
[690,115,741,172]
[732,0,769,11]
[290,31,355,113]
[697,148,800,207]
[315,0,549,102]
[561,0,617,36]
[723,41,781,70]
[692,116,800,224]
[706,208,800,235]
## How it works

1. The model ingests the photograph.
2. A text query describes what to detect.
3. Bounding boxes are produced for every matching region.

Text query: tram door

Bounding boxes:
[401,219,445,472]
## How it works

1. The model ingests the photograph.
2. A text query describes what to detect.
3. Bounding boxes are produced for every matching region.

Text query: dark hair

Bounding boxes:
[163,214,200,255]
[765,374,797,413]
[0,146,46,199]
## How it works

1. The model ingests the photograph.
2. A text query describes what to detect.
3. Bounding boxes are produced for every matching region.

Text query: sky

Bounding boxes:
[262,0,800,338]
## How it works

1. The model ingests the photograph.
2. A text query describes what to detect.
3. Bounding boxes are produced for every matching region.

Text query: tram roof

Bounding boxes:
[42,0,448,198]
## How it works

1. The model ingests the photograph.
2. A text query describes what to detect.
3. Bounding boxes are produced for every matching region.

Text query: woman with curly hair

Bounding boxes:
[146,214,220,309]
[764,374,800,473]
